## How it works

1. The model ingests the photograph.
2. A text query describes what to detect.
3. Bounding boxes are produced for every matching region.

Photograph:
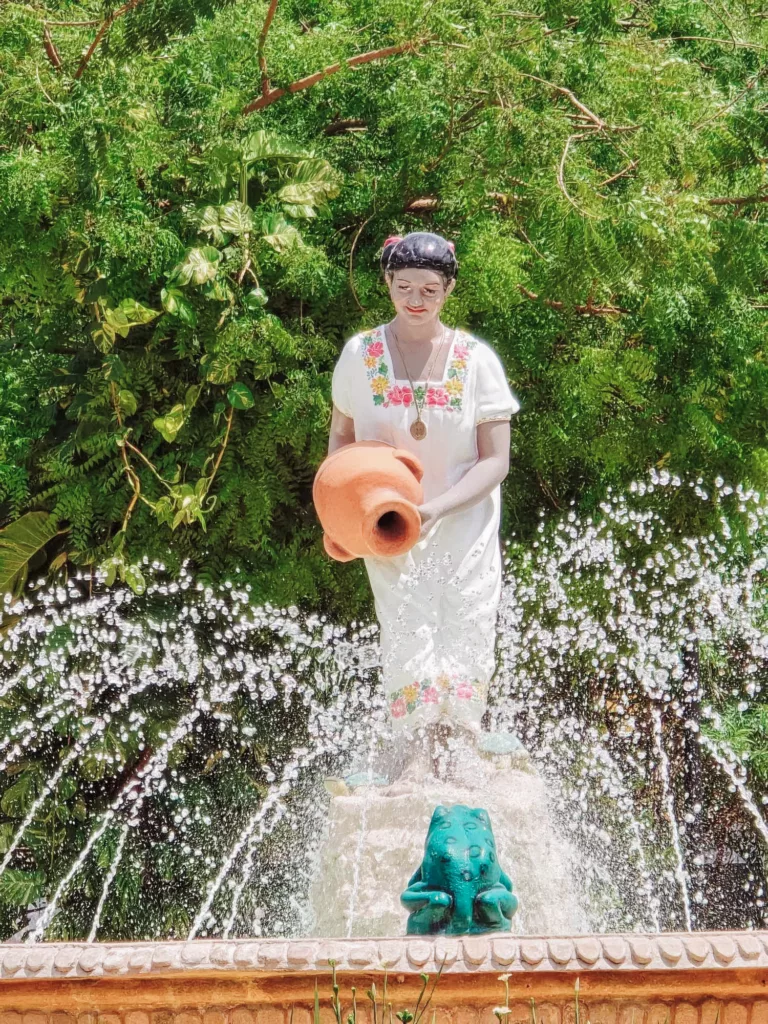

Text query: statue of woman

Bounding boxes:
[327,232,520,779]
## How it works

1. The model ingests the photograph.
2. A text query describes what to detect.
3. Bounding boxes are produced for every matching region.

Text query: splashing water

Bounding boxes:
[2,469,768,939]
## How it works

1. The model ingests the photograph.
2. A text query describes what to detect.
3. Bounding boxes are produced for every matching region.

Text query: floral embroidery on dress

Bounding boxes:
[361,327,476,410]
[388,675,489,719]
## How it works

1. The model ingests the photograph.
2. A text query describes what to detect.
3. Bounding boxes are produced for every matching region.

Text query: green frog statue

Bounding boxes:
[401,804,518,935]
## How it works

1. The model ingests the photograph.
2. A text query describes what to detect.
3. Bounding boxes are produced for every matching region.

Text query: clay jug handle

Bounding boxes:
[323,534,357,563]
[393,449,424,483]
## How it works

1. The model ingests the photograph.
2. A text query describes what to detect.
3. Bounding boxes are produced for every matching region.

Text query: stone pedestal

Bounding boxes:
[308,755,588,937]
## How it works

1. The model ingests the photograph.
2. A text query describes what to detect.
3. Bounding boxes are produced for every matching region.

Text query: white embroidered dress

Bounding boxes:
[331,323,520,733]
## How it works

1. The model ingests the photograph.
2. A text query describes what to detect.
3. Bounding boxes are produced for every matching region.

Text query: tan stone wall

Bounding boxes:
[2,1001,768,1024]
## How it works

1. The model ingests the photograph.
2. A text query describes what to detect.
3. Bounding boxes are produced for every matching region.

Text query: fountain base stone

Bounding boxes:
[1,934,768,1020]
[309,755,588,937]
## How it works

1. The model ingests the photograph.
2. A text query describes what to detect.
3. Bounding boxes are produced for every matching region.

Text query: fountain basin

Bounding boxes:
[1,935,767,1019]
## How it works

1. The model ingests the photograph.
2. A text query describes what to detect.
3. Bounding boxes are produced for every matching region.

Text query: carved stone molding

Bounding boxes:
[0,932,767,980]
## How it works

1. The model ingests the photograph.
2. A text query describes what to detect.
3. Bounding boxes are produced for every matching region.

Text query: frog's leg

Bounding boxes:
[401,880,453,935]
[499,869,514,893]
[473,883,518,930]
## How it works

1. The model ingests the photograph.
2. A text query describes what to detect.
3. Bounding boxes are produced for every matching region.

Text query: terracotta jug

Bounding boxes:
[313,441,424,562]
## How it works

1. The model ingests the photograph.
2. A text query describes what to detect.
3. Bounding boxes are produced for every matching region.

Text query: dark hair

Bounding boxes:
[380,231,458,285]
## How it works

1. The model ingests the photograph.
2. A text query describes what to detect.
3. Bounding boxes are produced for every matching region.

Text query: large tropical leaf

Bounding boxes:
[218,201,254,235]
[277,158,341,208]
[259,214,301,253]
[168,247,222,286]
[0,513,59,596]
[241,130,307,163]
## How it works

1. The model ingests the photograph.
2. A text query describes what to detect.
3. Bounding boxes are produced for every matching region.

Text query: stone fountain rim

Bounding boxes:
[0,931,765,979]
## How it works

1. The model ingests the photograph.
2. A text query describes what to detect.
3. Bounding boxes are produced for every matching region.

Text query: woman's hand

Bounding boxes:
[417,500,445,539]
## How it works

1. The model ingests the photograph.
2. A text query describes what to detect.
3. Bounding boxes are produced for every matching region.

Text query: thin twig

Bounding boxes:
[597,159,638,187]
[694,63,768,128]
[656,35,767,50]
[123,439,174,490]
[512,69,638,132]
[206,406,235,492]
[557,132,599,217]
[74,0,147,80]
[45,18,102,26]
[242,37,432,114]
[349,211,376,312]
[515,225,547,261]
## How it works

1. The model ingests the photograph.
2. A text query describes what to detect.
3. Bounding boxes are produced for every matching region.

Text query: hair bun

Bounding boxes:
[383,235,403,249]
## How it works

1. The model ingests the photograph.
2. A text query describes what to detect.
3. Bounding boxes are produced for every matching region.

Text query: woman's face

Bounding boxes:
[386,268,455,326]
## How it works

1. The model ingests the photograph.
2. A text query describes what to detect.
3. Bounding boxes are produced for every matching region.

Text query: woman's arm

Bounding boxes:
[328,403,356,454]
[417,419,511,537]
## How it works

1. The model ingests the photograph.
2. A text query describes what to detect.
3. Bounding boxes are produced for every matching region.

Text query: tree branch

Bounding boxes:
[518,285,628,316]
[708,193,768,206]
[74,0,147,80]
[242,37,431,115]
[258,0,280,99]
[42,24,62,70]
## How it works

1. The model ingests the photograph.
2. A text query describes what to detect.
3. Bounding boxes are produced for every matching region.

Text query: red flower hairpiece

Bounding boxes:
[383,235,403,248]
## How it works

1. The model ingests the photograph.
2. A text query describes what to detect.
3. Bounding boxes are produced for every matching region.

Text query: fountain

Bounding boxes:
[2,469,768,1017]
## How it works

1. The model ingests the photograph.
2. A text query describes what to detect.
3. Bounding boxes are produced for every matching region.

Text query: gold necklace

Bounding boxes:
[388,322,448,441]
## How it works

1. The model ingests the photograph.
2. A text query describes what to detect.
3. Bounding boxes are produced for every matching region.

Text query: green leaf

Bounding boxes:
[195,205,227,244]
[100,554,123,587]
[91,322,117,353]
[227,383,254,410]
[244,286,268,309]
[124,564,146,595]
[114,298,159,325]
[219,201,254,235]
[153,403,186,442]
[241,130,305,163]
[1,773,38,817]
[161,287,197,325]
[184,385,202,411]
[0,512,59,596]
[0,869,46,907]
[168,247,222,287]
[277,158,341,208]
[205,354,237,385]
[118,389,138,417]
[0,823,15,854]
[57,776,77,800]
[260,214,301,253]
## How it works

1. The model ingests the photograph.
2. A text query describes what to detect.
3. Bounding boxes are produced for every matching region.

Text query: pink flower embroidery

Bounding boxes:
[426,387,449,407]
[387,385,413,406]
[456,681,474,700]
[422,686,439,704]
[390,697,407,718]
[366,340,384,358]
[454,343,469,360]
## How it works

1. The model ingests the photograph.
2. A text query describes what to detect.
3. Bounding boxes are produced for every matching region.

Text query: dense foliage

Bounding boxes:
[3,0,768,941]
[3,0,768,613]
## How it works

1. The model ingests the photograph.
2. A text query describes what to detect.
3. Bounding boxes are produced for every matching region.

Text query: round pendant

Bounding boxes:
[410,419,427,440]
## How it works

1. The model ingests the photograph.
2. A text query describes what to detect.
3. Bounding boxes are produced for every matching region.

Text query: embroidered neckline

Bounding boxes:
[361,325,476,411]
[388,675,489,719]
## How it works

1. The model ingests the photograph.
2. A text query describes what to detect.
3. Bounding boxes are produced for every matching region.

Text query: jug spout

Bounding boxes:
[361,487,422,558]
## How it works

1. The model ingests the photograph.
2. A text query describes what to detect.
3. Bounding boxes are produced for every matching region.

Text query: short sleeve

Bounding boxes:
[474,342,521,425]
[331,336,358,418]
